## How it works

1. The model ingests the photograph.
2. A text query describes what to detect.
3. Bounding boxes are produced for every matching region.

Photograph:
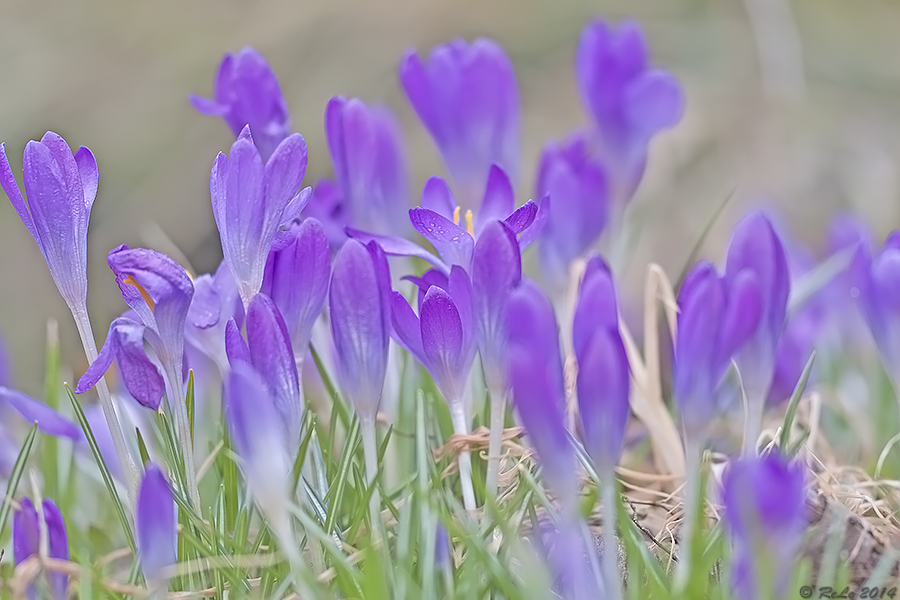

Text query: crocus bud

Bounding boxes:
[400,39,520,208]
[722,452,807,600]
[211,126,311,306]
[325,97,410,236]
[0,132,97,313]
[13,497,69,600]
[261,218,331,357]
[191,47,291,162]
[136,463,177,584]
[576,19,684,199]
[329,240,392,421]
[573,255,630,471]
[724,212,790,402]
[674,261,761,436]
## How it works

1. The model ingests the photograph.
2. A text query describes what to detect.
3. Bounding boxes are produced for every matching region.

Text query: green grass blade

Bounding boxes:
[0,424,38,538]
[186,369,195,444]
[777,351,816,453]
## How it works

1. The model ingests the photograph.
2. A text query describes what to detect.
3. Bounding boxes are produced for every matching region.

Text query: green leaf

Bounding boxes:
[0,424,38,538]
[186,369,195,444]
[324,416,360,536]
[777,351,816,453]
[136,427,151,467]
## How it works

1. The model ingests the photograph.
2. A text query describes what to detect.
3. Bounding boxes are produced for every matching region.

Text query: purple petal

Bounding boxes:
[187,274,221,329]
[517,196,550,251]
[402,269,449,311]
[392,291,426,365]
[0,142,36,240]
[265,133,308,214]
[719,270,763,361]
[476,165,515,236]
[420,176,456,219]
[136,464,177,581]
[346,227,448,273]
[189,94,227,116]
[502,200,537,235]
[13,498,39,565]
[74,146,98,210]
[572,253,619,360]
[625,70,686,137]
[409,207,474,270]
[225,319,251,365]
[420,286,466,400]
[0,387,81,440]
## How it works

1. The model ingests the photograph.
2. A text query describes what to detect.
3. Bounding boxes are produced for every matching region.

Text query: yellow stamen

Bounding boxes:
[123,275,156,311]
[453,206,461,226]
[465,210,474,237]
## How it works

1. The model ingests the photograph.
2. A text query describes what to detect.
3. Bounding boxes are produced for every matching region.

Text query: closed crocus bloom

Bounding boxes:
[261,218,331,358]
[14,497,69,600]
[191,47,291,161]
[0,132,97,313]
[536,131,610,285]
[136,464,177,584]
[211,125,311,307]
[348,166,545,274]
[722,452,807,600]
[576,19,684,199]
[573,255,630,471]
[326,97,410,236]
[329,239,392,420]
[400,38,520,208]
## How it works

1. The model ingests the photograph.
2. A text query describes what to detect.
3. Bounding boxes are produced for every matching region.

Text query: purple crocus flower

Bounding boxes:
[573,255,630,472]
[211,125,311,306]
[400,38,520,208]
[853,230,900,380]
[576,19,684,199]
[0,131,96,313]
[185,260,245,375]
[13,497,69,600]
[191,47,291,162]
[722,452,807,600]
[326,97,410,236]
[329,239,392,422]
[261,218,331,359]
[136,463,177,583]
[536,130,610,285]
[304,179,350,249]
[348,166,545,274]
[227,293,303,450]
[674,261,761,437]
[724,212,790,400]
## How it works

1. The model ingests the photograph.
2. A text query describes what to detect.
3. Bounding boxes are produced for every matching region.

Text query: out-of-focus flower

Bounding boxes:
[674,261,761,436]
[400,38,519,208]
[191,47,291,161]
[0,131,97,313]
[185,261,245,375]
[536,130,610,285]
[326,97,410,236]
[14,497,69,600]
[573,255,630,471]
[211,126,311,306]
[329,240,392,422]
[136,463,177,584]
[303,179,349,249]
[724,212,790,402]
[348,166,545,274]
[576,19,684,199]
[261,218,331,358]
[0,387,81,440]
[853,230,900,380]
[722,452,807,600]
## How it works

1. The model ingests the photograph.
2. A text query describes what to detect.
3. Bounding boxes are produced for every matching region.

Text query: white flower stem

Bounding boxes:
[449,402,476,512]
[741,379,765,457]
[360,416,382,541]
[600,467,623,600]
[484,381,507,499]
[71,305,140,504]
[164,363,201,511]
[675,436,703,592]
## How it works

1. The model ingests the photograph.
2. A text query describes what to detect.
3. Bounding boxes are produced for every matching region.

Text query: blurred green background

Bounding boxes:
[2,0,900,391]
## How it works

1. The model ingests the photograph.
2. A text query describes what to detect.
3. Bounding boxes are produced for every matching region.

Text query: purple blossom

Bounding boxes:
[303,179,350,249]
[724,212,790,401]
[576,19,684,199]
[261,218,331,357]
[329,240,393,421]
[536,130,610,283]
[392,266,477,406]
[211,125,311,306]
[506,280,575,504]
[573,255,630,470]
[77,246,194,409]
[14,497,69,600]
[853,230,900,377]
[0,387,81,440]
[136,463,177,582]
[722,452,807,600]
[191,47,291,162]
[185,261,245,374]
[400,38,520,208]
[326,97,410,236]
[674,261,761,435]
[348,166,545,274]
[0,132,97,312]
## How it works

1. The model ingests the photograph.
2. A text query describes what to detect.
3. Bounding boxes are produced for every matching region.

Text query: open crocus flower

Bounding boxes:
[348,165,545,274]
[191,47,291,162]
[0,131,97,314]
[400,38,519,209]
[325,96,410,237]
[14,497,69,600]
[722,452,807,600]
[136,463,177,587]
[536,130,610,286]
[576,19,684,199]
[211,125,311,307]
